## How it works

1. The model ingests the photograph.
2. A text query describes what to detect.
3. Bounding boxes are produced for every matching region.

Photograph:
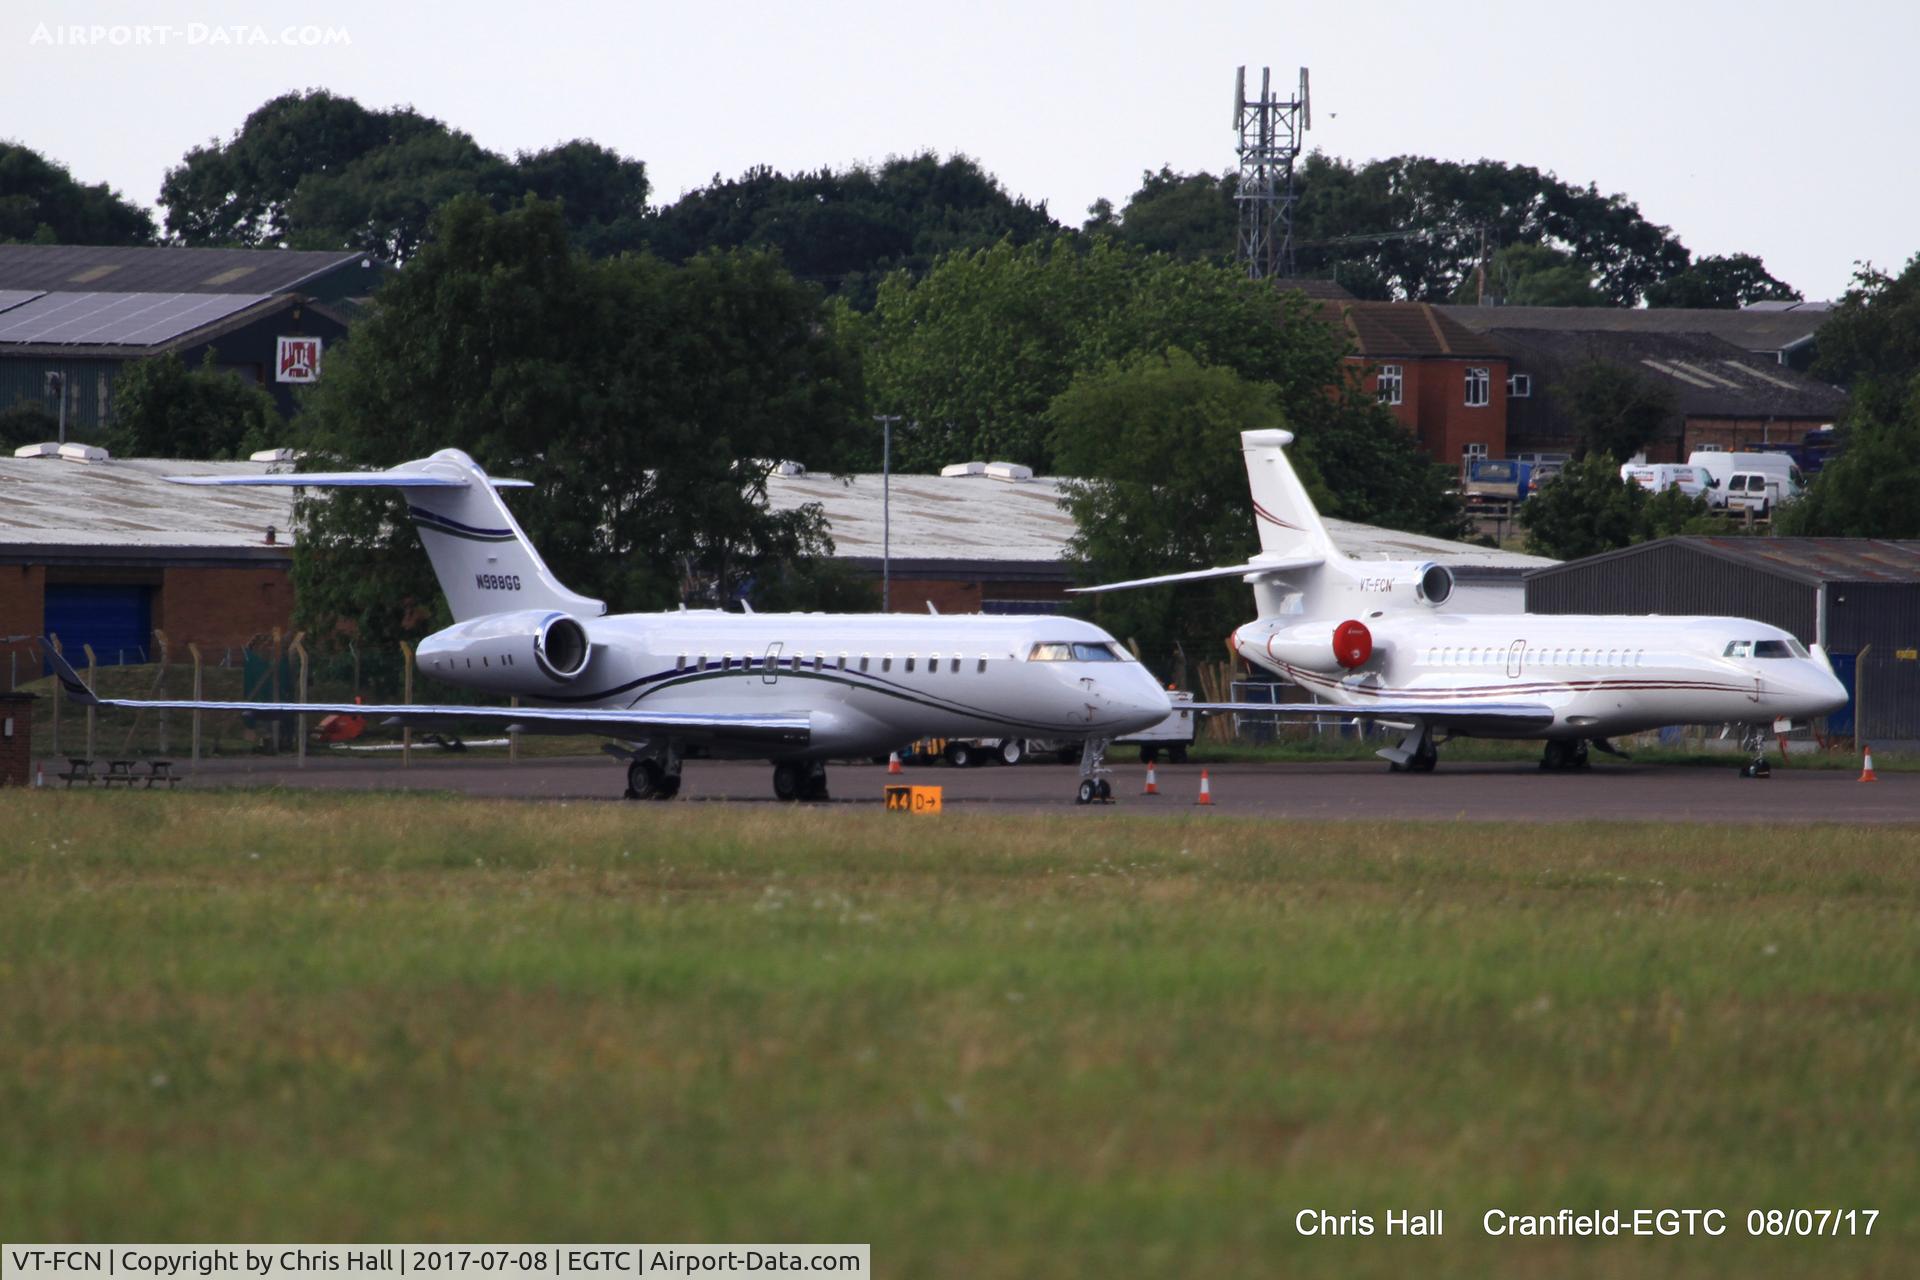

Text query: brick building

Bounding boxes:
[1328,301,1511,469]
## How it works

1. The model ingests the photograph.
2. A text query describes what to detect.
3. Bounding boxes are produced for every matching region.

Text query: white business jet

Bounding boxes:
[47,448,1170,803]
[1077,429,1849,776]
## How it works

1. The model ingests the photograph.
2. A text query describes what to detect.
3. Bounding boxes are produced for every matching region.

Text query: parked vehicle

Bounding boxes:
[1722,471,1792,515]
[1620,463,1714,501]
[1116,690,1197,764]
[1463,458,1534,503]
[1687,450,1806,501]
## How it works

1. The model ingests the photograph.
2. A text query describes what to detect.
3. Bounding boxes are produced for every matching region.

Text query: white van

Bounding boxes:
[1620,463,1714,501]
[1687,450,1805,499]
[1722,471,1792,515]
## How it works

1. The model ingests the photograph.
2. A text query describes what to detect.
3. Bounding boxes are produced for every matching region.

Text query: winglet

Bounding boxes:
[43,642,99,705]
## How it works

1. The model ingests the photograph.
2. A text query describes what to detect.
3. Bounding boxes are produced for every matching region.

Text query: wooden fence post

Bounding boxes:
[188,643,203,771]
[291,637,309,769]
[400,640,414,769]
[1854,644,1871,753]
[153,630,169,756]
[83,643,97,760]
[49,633,61,757]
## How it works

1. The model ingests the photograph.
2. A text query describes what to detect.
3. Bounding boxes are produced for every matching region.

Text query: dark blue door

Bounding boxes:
[44,584,153,670]
[1826,651,1856,737]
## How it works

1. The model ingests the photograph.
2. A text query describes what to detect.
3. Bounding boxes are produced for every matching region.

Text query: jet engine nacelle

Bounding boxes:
[1345,560,1455,608]
[1237,619,1386,674]
[416,609,593,694]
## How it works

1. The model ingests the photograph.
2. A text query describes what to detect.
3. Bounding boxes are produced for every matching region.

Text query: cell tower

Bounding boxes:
[1234,65,1310,280]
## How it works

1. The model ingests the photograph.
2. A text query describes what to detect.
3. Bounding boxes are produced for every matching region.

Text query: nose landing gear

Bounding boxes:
[1737,725,1772,778]
[1074,737,1114,804]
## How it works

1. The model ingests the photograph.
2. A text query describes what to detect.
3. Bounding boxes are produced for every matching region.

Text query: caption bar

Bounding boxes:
[4,1249,869,1279]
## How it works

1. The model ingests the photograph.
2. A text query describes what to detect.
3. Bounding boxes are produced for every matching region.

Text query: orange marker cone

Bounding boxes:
[1859,744,1879,783]
[1142,761,1159,795]
[887,751,903,776]
[1195,769,1214,806]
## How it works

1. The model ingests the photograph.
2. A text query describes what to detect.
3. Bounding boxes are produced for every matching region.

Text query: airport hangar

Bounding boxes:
[0,452,1552,688]
[1526,537,1920,740]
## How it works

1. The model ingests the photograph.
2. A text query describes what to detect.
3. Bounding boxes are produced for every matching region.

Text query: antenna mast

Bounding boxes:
[1234,65,1310,280]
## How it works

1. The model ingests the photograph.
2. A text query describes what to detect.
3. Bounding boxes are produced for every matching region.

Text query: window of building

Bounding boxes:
[1463,442,1489,463]
[1377,364,1403,406]
[1465,367,1490,407]
[1507,373,1531,398]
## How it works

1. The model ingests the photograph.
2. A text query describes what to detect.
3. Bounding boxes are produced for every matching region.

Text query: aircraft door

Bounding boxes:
[763,641,782,685]
[1505,639,1525,679]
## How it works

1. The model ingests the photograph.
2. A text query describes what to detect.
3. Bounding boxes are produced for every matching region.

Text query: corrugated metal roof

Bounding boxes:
[0,291,272,347]
[1440,303,1828,357]
[1489,329,1847,420]
[0,289,44,314]
[1528,536,1920,587]
[0,457,294,550]
[0,244,374,295]
[764,471,1553,570]
[1331,301,1507,359]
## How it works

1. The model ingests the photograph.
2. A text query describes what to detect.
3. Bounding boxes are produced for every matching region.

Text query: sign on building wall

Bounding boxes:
[276,336,323,383]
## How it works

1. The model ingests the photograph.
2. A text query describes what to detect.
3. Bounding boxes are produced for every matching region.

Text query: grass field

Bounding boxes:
[3,793,1916,1277]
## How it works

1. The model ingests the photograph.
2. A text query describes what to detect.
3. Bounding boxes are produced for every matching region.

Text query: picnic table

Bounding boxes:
[55,758,181,788]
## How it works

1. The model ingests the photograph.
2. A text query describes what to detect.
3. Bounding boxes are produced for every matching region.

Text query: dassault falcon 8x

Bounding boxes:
[48,448,1171,803]
[1077,429,1849,776]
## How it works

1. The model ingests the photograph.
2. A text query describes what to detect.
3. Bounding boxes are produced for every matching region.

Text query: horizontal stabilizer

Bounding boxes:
[167,472,532,489]
[1071,554,1323,595]
[1189,699,1556,730]
[42,644,806,747]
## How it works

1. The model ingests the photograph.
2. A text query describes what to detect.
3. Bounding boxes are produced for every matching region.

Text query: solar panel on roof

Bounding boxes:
[0,291,269,346]
[0,289,45,314]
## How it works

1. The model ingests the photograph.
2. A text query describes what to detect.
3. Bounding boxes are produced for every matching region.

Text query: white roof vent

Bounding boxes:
[940,461,987,478]
[249,447,300,463]
[771,460,807,477]
[13,441,60,459]
[58,443,110,464]
[984,461,1033,482]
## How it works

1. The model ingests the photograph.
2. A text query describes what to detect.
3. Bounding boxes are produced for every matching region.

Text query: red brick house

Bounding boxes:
[1330,301,1511,469]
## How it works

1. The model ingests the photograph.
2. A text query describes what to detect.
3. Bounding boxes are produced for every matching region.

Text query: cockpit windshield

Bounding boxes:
[1724,638,1810,659]
[1028,641,1133,662]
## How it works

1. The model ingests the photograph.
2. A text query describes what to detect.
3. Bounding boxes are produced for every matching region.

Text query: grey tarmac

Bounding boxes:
[169,753,1920,824]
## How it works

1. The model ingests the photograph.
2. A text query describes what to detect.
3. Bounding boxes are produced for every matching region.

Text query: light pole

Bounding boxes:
[873,414,901,612]
[47,372,65,444]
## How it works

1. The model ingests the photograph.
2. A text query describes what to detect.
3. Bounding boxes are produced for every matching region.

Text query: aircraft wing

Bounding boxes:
[1190,700,1557,732]
[1070,555,1323,594]
[166,472,533,489]
[44,648,808,747]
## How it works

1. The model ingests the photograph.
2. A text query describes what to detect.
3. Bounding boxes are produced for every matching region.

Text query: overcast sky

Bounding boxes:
[9,0,1914,300]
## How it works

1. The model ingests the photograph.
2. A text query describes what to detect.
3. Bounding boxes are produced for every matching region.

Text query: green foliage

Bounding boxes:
[0,142,155,244]
[1518,454,1714,559]
[1083,167,1237,263]
[0,401,59,449]
[159,90,647,261]
[643,153,1057,307]
[1776,377,1920,537]
[1554,359,1675,459]
[1290,153,1690,305]
[286,196,864,648]
[1048,351,1298,669]
[105,352,281,459]
[1644,252,1800,309]
[1811,255,1920,424]
[1451,243,1606,307]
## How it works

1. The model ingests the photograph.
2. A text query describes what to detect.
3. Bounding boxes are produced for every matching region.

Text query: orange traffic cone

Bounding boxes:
[1195,769,1214,806]
[1859,744,1879,783]
[887,751,903,776]
[1142,761,1159,795]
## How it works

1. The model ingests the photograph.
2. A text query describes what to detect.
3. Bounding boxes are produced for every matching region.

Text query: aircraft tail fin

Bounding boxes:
[168,450,606,622]
[1241,429,1342,562]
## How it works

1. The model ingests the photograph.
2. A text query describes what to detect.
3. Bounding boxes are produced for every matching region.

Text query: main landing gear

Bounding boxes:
[1383,725,1438,773]
[625,744,684,801]
[772,761,830,802]
[1539,739,1591,772]
[1075,736,1114,805]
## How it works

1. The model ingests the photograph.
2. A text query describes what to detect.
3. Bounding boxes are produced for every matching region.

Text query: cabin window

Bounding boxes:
[882,655,893,672]
[837,653,847,670]
[1028,642,1073,661]
[1753,640,1799,659]
[859,654,870,672]
[950,656,961,673]
[1723,640,1753,658]
[905,655,915,673]
[977,655,988,673]
[1074,642,1127,662]
[929,652,941,672]
[722,652,734,670]
[814,652,824,671]
[676,654,687,672]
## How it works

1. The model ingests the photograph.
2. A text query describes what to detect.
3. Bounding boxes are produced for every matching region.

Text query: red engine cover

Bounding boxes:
[1333,619,1373,668]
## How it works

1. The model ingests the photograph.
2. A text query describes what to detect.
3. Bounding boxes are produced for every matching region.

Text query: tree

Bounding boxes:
[1049,350,1337,670]
[1811,255,1920,424]
[0,143,155,244]
[0,401,59,449]
[1555,359,1674,459]
[285,196,865,648]
[1645,253,1800,309]
[285,128,517,261]
[1518,455,1715,559]
[1084,167,1238,263]
[644,153,1058,306]
[106,352,282,459]
[512,140,650,256]
[1291,153,1691,305]
[1451,243,1606,307]
[1776,376,1920,538]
